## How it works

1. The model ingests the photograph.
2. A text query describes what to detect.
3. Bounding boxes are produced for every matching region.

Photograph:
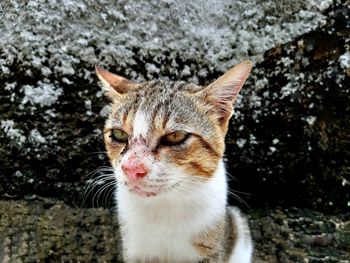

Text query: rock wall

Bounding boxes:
[0,200,349,262]
[0,0,349,212]
[226,2,350,212]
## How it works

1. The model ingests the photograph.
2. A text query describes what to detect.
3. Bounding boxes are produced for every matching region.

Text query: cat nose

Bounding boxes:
[121,161,148,181]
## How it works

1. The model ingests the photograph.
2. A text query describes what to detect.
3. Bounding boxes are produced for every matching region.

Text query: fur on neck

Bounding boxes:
[116,160,227,262]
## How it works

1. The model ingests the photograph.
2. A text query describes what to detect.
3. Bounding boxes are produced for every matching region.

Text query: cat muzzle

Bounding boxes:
[121,159,149,181]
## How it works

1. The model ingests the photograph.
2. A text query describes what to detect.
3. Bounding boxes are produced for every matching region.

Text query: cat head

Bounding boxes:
[96,61,252,198]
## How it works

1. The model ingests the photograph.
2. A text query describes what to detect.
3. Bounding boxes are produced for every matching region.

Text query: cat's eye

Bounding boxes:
[111,129,128,143]
[160,131,189,146]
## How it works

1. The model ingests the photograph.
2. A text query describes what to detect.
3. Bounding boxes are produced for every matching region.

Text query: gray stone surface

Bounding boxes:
[0,0,331,78]
[0,199,122,262]
[0,199,349,262]
[0,0,350,212]
[0,1,349,211]
[1,1,350,262]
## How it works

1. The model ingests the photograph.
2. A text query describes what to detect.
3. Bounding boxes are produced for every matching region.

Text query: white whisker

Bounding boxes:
[81,165,116,207]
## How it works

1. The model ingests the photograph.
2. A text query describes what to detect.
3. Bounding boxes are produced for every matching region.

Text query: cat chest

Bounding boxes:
[123,223,202,262]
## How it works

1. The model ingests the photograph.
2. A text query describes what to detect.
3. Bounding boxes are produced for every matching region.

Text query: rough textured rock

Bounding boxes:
[0,199,121,262]
[1,1,349,262]
[0,1,349,212]
[251,208,350,262]
[0,199,349,262]
[226,1,350,213]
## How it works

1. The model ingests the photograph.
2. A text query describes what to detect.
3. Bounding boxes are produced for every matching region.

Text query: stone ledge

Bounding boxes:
[0,199,349,262]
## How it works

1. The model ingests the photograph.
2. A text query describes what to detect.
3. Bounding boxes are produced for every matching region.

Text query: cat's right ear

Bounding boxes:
[95,65,137,99]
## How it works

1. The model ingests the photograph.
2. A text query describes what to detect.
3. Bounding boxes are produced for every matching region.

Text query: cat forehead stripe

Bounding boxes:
[132,109,151,139]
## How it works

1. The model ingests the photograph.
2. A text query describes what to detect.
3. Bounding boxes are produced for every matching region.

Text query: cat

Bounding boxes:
[96,60,253,263]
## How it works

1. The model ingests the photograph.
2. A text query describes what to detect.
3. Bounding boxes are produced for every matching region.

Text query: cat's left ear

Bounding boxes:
[201,60,252,125]
[95,65,138,100]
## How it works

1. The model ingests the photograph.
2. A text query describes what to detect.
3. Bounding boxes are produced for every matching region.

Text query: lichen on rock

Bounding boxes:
[0,0,350,261]
[0,0,349,212]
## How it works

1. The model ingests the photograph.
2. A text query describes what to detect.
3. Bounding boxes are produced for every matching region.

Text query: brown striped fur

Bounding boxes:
[102,79,228,178]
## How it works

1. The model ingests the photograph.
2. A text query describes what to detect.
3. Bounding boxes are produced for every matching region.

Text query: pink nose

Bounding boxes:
[121,161,148,181]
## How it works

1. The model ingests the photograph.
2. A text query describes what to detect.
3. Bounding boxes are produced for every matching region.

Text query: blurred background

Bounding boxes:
[0,0,349,262]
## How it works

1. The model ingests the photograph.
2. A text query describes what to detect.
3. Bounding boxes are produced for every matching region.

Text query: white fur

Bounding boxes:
[132,110,150,139]
[115,160,252,262]
[116,161,227,262]
[228,207,253,263]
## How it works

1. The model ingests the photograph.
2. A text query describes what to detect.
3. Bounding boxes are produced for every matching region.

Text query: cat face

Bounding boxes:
[96,61,252,198]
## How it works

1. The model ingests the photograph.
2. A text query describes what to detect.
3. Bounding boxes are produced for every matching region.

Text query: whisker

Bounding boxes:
[226,172,240,182]
[163,175,251,209]
[83,166,114,180]
[230,189,251,195]
[227,189,250,208]
[93,181,116,208]
[89,179,114,208]
[83,173,114,194]
[81,168,115,207]
[103,184,117,207]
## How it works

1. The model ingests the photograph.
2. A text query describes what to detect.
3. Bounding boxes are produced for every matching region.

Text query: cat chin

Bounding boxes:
[119,180,163,197]
[121,180,182,199]
[129,185,158,197]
